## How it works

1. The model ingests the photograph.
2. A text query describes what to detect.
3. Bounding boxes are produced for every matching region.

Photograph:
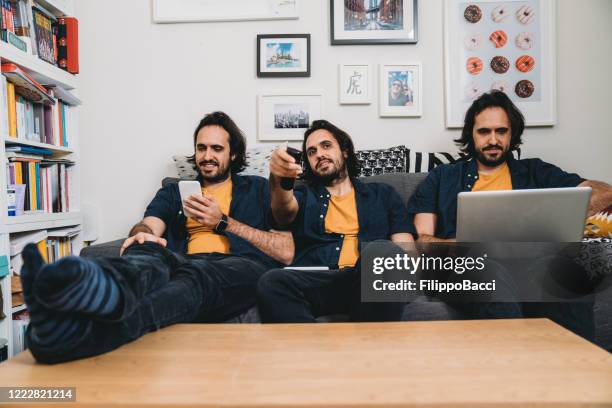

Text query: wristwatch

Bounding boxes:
[214,214,229,235]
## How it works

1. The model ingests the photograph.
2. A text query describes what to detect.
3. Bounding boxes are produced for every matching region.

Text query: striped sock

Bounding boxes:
[20,244,88,347]
[34,256,121,317]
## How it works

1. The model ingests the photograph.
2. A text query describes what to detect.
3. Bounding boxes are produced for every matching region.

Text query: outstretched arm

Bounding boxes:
[579,180,612,216]
[269,147,301,227]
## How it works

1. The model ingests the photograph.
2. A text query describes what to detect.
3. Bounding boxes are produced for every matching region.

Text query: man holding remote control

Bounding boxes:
[20,111,294,363]
[257,119,416,323]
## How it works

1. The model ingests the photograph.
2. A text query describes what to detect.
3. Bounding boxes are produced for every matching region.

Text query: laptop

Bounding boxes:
[456,187,592,242]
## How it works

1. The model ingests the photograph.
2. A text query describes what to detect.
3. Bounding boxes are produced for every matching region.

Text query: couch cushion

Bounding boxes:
[362,172,428,203]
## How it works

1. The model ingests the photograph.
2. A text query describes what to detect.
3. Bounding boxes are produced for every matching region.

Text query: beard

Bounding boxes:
[197,160,231,183]
[475,145,510,167]
[312,156,348,185]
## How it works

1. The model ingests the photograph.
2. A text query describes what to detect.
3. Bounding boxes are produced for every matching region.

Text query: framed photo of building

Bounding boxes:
[339,64,371,104]
[257,91,324,141]
[152,0,299,23]
[257,34,311,77]
[444,0,557,127]
[331,0,419,45]
[379,63,422,117]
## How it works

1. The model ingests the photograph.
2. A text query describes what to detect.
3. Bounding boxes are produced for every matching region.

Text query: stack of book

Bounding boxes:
[1,63,76,147]
[6,152,75,215]
[1,0,79,73]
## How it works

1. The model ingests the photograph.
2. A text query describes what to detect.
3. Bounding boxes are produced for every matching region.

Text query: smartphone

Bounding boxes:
[281,147,303,190]
[178,180,202,217]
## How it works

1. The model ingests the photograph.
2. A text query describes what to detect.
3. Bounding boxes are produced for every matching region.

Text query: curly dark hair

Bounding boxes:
[187,111,247,174]
[301,119,361,184]
[454,91,525,156]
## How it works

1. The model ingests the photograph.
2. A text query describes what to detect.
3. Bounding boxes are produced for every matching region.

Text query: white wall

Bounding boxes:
[76,0,612,243]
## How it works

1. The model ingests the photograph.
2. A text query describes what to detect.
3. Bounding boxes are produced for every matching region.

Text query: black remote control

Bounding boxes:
[280,147,303,190]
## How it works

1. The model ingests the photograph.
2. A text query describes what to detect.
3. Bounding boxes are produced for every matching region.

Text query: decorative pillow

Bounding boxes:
[172,155,197,180]
[356,145,408,178]
[405,148,522,173]
[585,205,612,238]
[242,145,276,178]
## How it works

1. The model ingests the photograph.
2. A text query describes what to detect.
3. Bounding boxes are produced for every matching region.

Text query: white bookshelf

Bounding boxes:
[0,0,78,361]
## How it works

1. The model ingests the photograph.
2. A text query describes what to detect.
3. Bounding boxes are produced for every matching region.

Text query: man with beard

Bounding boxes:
[256,119,416,323]
[407,91,612,340]
[19,111,294,363]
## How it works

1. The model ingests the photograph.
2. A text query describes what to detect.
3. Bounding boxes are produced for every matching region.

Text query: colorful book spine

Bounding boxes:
[57,17,78,74]
[7,81,17,137]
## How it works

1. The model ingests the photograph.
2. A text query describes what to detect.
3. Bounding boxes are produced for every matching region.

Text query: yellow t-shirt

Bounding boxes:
[324,189,360,268]
[186,179,232,255]
[472,162,513,191]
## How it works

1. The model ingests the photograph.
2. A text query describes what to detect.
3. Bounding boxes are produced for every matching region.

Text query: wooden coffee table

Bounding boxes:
[0,318,611,407]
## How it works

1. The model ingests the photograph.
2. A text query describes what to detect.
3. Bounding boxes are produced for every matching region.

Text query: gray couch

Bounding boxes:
[80,173,612,351]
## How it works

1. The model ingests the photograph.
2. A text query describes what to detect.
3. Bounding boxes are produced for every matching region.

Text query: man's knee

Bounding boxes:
[256,268,295,300]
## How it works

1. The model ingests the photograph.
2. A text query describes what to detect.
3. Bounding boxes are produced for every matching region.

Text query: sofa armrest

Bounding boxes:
[80,239,125,258]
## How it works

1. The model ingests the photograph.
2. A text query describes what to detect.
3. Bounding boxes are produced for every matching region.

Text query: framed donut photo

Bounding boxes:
[444,0,557,127]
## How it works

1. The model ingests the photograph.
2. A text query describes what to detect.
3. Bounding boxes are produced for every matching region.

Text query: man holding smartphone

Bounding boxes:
[20,111,293,363]
[257,119,415,323]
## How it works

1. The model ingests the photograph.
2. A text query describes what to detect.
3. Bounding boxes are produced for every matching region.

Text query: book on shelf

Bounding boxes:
[31,5,54,64]
[12,309,29,354]
[57,16,77,73]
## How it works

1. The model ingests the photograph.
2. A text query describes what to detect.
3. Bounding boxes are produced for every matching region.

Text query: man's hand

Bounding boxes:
[184,194,223,228]
[270,146,302,179]
[120,232,167,255]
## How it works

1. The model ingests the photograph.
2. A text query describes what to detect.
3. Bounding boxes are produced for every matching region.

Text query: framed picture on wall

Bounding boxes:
[257,34,311,77]
[152,0,299,23]
[379,63,422,117]
[257,91,324,141]
[444,0,557,127]
[330,0,419,45]
[339,64,371,104]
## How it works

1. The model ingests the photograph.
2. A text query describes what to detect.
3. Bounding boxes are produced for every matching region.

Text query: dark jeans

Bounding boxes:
[257,263,405,323]
[27,242,267,363]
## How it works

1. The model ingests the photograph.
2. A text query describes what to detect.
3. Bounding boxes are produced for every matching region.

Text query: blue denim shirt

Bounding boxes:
[406,157,586,239]
[289,178,415,268]
[143,174,279,268]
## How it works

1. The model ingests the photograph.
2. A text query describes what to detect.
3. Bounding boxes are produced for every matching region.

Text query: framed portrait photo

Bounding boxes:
[379,63,422,117]
[257,34,311,77]
[331,0,419,45]
[339,64,371,104]
[444,0,557,127]
[257,91,324,141]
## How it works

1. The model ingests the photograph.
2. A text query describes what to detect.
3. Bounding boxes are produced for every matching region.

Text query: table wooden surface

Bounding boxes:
[0,319,611,407]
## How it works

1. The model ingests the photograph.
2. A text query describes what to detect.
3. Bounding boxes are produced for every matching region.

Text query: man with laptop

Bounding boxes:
[407,91,612,339]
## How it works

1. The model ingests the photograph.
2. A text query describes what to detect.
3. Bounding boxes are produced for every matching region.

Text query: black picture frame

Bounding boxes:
[257,34,311,78]
[330,0,419,45]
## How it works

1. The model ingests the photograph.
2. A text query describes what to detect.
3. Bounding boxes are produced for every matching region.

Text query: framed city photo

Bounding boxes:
[257,91,324,141]
[331,0,419,45]
[257,34,311,77]
[339,64,371,104]
[379,63,422,117]
[444,0,557,127]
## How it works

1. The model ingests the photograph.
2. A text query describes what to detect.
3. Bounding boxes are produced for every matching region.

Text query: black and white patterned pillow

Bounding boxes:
[242,145,276,178]
[172,155,198,180]
[406,149,522,173]
[356,145,408,178]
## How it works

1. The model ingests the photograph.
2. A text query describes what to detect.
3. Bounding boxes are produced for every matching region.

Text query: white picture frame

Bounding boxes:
[338,64,371,105]
[444,0,557,127]
[257,91,325,141]
[379,63,422,117]
[152,0,299,24]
